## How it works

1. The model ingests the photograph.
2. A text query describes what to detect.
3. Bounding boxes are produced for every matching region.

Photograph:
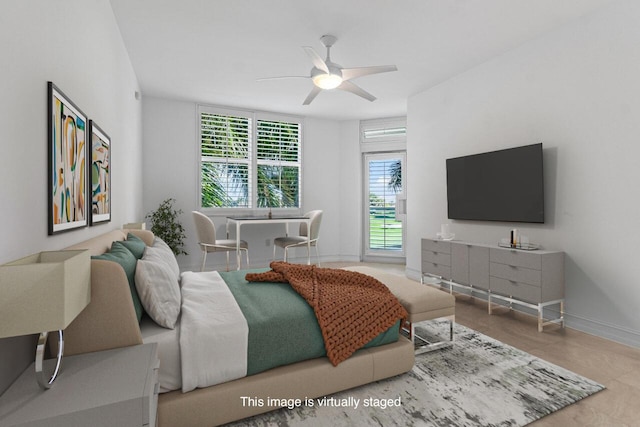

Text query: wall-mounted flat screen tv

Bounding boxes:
[446,143,544,223]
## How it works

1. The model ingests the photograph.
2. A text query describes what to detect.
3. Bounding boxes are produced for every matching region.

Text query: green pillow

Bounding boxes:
[121,233,146,259]
[92,241,144,322]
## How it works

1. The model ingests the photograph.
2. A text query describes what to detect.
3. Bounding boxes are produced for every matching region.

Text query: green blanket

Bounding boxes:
[220,269,399,375]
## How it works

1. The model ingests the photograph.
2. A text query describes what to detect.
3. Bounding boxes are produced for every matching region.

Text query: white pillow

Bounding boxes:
[135,259,181,329]
[145,237,180,281]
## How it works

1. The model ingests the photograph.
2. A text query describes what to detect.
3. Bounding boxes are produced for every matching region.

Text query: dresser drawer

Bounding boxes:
[422,239,451,254]
[422,261,451,280]
[422,249,451,266]
[490,262,541,287]
[490,248,541,270]
[490,277,541,303]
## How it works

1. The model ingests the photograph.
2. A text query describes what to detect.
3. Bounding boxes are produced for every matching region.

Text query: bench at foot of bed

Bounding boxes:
[341,266,456,354]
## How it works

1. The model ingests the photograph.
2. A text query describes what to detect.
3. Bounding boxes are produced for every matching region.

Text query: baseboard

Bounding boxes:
[564,313,640,349]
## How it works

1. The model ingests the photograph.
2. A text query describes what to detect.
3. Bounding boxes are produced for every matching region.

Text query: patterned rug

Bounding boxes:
[226,323,604,426]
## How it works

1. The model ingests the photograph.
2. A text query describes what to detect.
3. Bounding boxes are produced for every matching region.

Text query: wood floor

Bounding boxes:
[324,262,640,427]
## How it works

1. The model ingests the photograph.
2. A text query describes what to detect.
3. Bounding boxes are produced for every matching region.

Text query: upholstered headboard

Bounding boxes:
[59,229,155,356]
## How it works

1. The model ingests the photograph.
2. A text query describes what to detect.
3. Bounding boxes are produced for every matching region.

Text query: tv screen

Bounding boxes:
[446,143,544,223]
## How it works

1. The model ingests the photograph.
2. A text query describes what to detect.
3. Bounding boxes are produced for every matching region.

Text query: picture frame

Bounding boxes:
[48,82,89,235]
[88,121,111,225]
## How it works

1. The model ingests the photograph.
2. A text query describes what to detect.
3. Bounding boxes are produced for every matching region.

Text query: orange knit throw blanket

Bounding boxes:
[245,262,408,366]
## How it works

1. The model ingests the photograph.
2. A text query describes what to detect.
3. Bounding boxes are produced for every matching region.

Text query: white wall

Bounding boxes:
[0,0,143,392]
[407,0,640,347]
[141,96,345,270]
[338,121,363,261]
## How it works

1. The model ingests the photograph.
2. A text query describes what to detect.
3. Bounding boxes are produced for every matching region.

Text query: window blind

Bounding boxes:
[360,117,407,145]
[256,120,301,209]
[200,113,252,208]
[199,107,302,210]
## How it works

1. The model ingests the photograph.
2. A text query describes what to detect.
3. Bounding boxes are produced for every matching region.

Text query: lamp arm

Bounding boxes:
[35,330,64,389]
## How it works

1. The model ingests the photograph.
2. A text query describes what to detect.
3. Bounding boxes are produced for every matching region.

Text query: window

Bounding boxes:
[364,153,406,256]
[199,106,302,211]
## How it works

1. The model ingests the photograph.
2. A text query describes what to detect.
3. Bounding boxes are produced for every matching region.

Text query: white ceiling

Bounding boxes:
[109,0,613,121]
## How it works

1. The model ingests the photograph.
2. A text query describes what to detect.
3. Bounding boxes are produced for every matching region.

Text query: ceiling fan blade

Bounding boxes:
[338,81,377,102]
[303,86,322,105]
[303,46,329,73]
[341,65,398,81]
[257,76,309,81]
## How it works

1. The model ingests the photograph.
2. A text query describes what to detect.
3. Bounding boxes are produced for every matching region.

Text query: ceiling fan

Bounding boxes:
[258,35,397,105]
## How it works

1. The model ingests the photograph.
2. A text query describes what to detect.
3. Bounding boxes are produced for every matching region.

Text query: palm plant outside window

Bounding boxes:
[199,106,301,211]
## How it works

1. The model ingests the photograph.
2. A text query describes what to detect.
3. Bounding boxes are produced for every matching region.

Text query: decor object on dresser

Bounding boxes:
[192,210,249,271]
[421,238,564,332]
[0,343,159,426]
[48,82,89,235]
[0,250,90,389]
[88,120,111,225]
[436,223,454,240]
[146,198,187,255]
[273,209,323,265]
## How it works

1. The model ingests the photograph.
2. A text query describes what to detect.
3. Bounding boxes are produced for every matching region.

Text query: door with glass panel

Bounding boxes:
[363,152,406,259]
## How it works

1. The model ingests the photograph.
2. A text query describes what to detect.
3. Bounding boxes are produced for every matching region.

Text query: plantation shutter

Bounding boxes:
[361,118,406,144]
[362,126,406,141]
[200,112,252,208]
[256,119,301,208]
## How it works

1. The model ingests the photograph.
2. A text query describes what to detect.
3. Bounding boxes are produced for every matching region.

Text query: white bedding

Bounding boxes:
[179,271,249,393]
[140,316,182,393]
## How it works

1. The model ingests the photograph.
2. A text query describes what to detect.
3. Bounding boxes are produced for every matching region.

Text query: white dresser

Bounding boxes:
[0,343,159,427]
[422,238,564,331]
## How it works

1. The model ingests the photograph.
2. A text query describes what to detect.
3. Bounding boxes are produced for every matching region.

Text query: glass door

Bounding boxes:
[363,152,406,259]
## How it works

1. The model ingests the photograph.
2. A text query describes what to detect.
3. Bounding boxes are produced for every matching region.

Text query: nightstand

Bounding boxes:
[0,343,159,426]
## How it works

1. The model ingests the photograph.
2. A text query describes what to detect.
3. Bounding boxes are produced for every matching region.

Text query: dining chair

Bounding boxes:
[273,210,323,265]
[192,211,249,271]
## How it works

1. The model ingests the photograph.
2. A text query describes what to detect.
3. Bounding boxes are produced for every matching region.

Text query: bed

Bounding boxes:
[60,229,414,426]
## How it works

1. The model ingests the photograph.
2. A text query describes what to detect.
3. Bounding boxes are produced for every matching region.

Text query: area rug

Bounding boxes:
[226,323,604,426]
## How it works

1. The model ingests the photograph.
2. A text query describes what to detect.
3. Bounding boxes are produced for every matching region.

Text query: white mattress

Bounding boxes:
[140,315,182,393]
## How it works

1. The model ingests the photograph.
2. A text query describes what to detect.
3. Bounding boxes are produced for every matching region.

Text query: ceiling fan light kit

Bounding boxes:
[312,72,343,90]
[259,34,397,105]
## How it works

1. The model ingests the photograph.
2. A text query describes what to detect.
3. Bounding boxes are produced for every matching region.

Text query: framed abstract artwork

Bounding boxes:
[48,82,88,235]
[89,121,111,225]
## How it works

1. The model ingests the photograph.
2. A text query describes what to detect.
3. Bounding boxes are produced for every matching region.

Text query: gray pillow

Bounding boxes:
[121,233,146,259]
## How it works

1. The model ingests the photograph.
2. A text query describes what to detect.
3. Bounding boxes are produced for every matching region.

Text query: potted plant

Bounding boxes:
[145,198,187,255]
